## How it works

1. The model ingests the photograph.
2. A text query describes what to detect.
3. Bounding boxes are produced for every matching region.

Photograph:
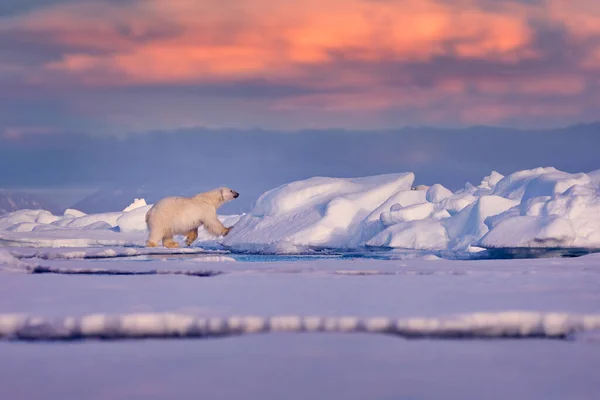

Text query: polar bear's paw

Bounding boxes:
[185,230,199,247]
[163,239,180,248]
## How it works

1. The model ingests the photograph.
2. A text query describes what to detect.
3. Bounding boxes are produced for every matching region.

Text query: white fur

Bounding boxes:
[145,187,239,247]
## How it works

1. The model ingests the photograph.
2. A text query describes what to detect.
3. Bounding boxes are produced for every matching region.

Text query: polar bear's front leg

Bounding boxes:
[203,213,231,237]
[185,229,199,247]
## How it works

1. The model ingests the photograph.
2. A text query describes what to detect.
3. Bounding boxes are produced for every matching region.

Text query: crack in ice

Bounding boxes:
[29,266,223,277]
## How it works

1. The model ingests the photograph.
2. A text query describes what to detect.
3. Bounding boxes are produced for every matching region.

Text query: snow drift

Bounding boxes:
[1,167,600,254]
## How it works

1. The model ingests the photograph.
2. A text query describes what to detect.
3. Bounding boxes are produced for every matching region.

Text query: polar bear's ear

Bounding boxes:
[219,188,226,203]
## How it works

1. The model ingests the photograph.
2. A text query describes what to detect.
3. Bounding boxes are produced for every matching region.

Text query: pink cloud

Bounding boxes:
[8,0,537,85]
[1,0,599,129]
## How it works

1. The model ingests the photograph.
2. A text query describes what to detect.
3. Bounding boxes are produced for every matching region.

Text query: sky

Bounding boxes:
[2,0,600,137]
[1,124,599,213]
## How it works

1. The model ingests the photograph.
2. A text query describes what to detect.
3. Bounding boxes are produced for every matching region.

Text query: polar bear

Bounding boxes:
[145,187,239,248]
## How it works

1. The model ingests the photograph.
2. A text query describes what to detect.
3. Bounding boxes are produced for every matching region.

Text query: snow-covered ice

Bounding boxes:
[2,167,600,256]
[1,253,600,399]
[224,167,600,253]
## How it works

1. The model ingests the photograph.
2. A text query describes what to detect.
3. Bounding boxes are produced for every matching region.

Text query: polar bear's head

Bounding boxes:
[195,187,239,208]
[219,187,240,203]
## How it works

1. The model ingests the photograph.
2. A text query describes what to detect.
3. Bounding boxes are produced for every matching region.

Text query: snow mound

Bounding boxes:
[64,208,86,218]
[116,205,152,233]
[223,168,600,253]
[123,198,147,212]
[222,173,415,252]
[1,312,599,341]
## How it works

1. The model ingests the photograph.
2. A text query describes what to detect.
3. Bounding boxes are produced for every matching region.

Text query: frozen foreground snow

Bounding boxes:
[1,252,600,399]
[1,167,600,255]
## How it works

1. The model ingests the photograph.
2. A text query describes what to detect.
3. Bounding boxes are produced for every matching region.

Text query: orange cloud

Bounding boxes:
[2,0,599,129]
[6,0,538,85]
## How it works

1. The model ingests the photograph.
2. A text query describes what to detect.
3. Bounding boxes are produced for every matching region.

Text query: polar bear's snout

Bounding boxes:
[232,191,239,198]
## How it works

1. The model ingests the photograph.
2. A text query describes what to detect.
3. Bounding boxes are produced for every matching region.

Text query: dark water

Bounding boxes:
[233,247,600,262]
[103,247,600,263]
[482,247,599,260]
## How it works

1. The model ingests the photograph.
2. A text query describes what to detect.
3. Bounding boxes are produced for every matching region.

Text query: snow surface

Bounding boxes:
[1,167,600,255]
[1,253,600,399]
